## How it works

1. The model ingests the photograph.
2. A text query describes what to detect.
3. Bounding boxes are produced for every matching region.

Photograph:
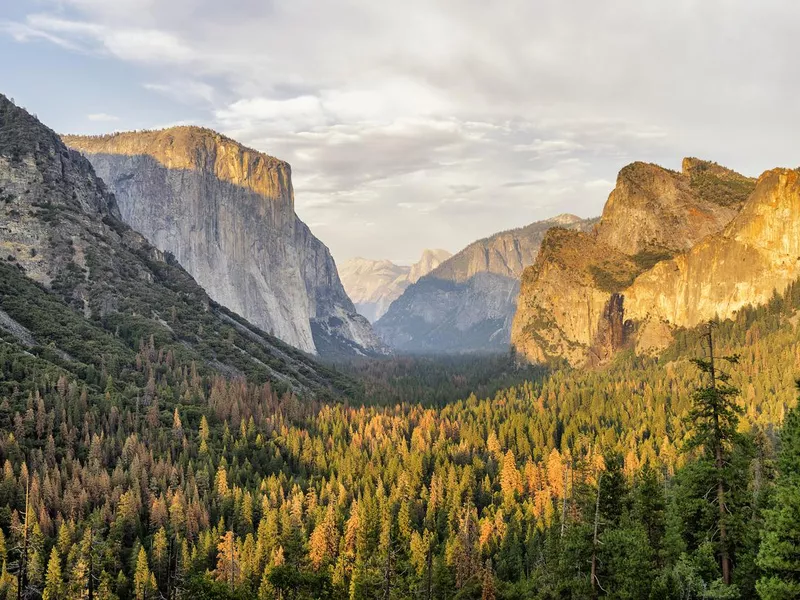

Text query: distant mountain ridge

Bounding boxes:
[375,214,597,353]
[62,127,386,357]
[340,249,451,322]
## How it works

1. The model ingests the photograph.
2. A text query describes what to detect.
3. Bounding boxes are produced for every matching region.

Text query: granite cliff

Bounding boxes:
[510,158,785,366]
[0,93,355,396]
[625,168,800,351]
[340,249,451,322]
[375,214,596,353]
[62,128,385,356]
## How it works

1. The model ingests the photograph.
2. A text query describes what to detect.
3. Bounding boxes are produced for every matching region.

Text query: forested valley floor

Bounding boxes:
[2,277,800,599]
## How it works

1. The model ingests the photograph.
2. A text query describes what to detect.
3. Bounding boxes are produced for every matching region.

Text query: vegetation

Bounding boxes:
[0,261,798,598]
[588,264,639,293]
[0,93,798,600]
[687,160,756,208]
[631,249,674,271]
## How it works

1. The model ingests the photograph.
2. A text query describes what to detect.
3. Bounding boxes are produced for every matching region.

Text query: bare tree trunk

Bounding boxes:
[382,544,393,600]
[18,476,29,600]
[88,526,94,600]
[425,544,433,600]
[591,472,602,599]
[561,463,568,537]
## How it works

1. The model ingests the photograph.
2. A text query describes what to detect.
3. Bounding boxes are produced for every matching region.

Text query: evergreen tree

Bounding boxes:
[757,388,800,599]
[42,547,63,600]
[685,324,742,586]
[133,547,156,600]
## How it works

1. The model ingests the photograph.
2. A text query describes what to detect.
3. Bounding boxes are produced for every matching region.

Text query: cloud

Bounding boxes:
[144,81,215,105]
[584,179,614,190]
[4,0,800,262]
[16,14,193,64]
[87,112,119,122]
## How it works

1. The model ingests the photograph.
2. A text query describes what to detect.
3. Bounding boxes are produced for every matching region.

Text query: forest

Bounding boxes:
[1,277,800,599]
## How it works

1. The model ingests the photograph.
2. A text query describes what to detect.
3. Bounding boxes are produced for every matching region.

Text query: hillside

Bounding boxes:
[62,128,385,357]
[375,214,596,353]
[0,93,355,398]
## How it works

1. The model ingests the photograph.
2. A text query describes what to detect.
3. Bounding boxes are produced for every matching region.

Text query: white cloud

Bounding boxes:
[4,0,799,261]
[19,14,193,64]
[584,179,614,190]
[87,112,119,122]
[144,80,215,105]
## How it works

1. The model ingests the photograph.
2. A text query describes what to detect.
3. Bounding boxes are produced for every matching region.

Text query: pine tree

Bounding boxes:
[215,531,240,591]
[151,527,168,590]
[309,503,339,570]
[481,559,496,600]
[42,547,63,600]
[199,415,210,455]
[756,388,800,599]
[500,450,523,504]
[685,323,742,586]
[133,547,156,600]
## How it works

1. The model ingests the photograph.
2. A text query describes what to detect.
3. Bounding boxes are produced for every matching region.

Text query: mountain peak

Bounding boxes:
[409,248,452,283]
[545,213,583,226]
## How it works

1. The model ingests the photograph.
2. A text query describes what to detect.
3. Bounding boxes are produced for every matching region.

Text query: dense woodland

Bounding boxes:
[1,271,800,599]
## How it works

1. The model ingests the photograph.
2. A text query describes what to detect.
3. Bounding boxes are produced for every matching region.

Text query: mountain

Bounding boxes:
[0,93,355,397]
[340,248,451,322]
[510,158,783,366]
[374,214,596,353]
[62,127,385,357]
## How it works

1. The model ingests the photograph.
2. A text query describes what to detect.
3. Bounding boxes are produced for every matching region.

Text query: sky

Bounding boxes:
[2,1,799,265]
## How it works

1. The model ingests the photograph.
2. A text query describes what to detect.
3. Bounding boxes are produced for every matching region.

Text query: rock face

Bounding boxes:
[0,93,354,395]
[340,249,451,322]
[511,158,781,366]
[625,168,800,348]
[63,128,385,357]
[375,214,596,353]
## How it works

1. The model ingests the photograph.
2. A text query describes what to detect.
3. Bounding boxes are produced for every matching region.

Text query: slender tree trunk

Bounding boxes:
[707,326,731,585]
[716,446,730,584]
[88,527,94,600]
[561,464,568,537]
[166,535,173,600]
[425,544,433,600]
[229,531,235,593]
[382,544,393,600]
[591,472,602,599]
[18,476,29,600]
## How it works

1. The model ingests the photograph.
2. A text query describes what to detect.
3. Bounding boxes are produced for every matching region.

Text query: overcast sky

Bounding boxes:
[2,1,799,264]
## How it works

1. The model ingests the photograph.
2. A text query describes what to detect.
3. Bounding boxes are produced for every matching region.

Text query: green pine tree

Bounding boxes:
[42,547,63,600]
[756,386,800,599]
[685,323,742,586]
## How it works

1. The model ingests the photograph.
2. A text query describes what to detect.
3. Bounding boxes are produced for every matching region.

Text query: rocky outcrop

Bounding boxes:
[511,158,769,366]
[624,168,800,350]
[63,127,385,356]
[340,249,451,322]
[511,228,640,365]
[0,93,355,395]
[375,214,596,353]
[595,159,748,255]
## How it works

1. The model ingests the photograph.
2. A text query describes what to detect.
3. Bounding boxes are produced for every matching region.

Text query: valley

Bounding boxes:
[0,83,799,600]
